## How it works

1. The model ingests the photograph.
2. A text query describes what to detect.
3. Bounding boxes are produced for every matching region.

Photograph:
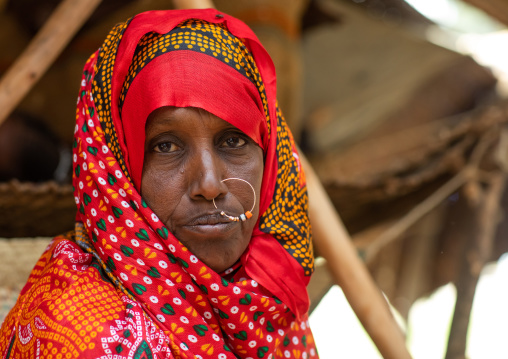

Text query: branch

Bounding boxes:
[0,0,102,127]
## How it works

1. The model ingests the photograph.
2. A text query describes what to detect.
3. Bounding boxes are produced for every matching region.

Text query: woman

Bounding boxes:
[0,8,317,358]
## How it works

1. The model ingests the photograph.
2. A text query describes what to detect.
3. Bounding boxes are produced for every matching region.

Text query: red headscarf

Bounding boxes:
[92,8,314,317]
[0,9,317,359]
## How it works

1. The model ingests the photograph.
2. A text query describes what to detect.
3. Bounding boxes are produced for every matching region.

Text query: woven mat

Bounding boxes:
[0,237,51,323]
[0,286,23,323]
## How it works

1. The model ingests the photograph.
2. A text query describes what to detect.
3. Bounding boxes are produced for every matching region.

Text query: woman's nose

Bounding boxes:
[188,149,226,201]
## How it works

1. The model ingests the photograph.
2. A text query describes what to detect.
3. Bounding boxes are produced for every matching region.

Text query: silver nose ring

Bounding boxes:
[212,178,256,222]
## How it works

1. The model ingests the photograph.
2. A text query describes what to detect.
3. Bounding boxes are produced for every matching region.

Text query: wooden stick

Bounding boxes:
[300,153,412,359]
[445,171,505,359]
[0,0,102,127]
[365,127,501,262]
[173,0,215,9]
[364,168,471,262]
[445,128,508,359]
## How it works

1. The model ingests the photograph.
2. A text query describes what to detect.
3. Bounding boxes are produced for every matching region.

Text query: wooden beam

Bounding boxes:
[0,0,102,127]
[364,168,471,262]
[445,128,508,359]
[301,153,412,359]
[173,0,215,9]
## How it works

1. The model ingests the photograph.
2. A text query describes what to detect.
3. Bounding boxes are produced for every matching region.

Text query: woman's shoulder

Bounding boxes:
[0,233,127,357]
[0,232,177,359]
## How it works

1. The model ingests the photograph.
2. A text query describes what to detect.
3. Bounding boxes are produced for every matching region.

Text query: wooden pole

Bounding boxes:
[173,0,215,9]
[300,153,412,359]
[445,128,508,359]
[0,0,102,127]
[445,172,505,359]
[364,168,471,262]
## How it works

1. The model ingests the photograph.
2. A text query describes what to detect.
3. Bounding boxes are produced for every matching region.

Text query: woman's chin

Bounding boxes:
[182,241,240,273]
[199,252,237,273]
[174,224,248,272]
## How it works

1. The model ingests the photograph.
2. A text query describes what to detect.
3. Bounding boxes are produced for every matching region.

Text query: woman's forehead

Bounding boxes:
[145,107,241,134]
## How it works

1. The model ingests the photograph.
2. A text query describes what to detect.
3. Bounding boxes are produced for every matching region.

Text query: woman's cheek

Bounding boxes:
[141,165,178,218]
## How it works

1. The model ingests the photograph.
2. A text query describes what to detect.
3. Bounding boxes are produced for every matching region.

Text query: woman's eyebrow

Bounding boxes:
[149,114,177,125]
[145,116,179,135]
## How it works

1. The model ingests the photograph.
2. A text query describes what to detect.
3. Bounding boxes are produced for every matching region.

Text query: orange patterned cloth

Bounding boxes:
[0,9,318,359]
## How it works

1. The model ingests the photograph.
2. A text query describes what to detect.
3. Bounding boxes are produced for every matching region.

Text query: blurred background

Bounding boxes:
[1,0,507,357]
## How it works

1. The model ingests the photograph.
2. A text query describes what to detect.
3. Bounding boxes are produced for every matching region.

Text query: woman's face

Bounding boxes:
[141,107,264,273]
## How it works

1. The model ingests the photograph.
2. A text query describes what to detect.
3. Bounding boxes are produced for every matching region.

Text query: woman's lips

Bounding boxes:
[181,212,237,236]
[187,213,231,226]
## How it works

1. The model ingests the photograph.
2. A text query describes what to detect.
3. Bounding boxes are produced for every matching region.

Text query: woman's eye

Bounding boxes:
[153,142,179,153]
[222,136,246,148]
